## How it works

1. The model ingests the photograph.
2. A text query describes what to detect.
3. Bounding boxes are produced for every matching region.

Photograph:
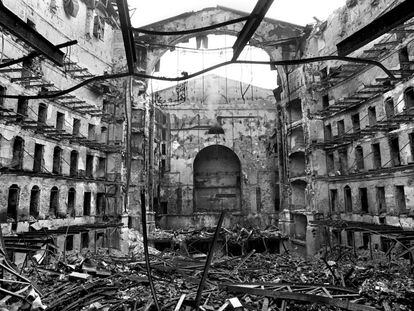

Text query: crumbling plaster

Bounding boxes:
[155,75,278,229]
[137,6,304,78]
[0,0,126,254]
[275,0,414,256]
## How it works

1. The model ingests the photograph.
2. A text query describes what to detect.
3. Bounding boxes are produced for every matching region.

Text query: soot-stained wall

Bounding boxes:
[154,74,279,229]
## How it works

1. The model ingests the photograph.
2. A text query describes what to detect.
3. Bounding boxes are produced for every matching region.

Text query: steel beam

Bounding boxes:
[0,2,65,66]
[232,0,274,61]
[337,0,414,56]
[116,0,137,74]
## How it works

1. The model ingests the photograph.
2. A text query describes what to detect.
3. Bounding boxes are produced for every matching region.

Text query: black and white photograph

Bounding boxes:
[0,0,413,310]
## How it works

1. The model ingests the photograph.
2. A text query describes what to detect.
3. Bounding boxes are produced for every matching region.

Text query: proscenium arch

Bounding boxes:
[193,145,242,212]
[135,6,305,74]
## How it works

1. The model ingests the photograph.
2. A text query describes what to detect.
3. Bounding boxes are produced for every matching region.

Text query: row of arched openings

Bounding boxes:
[10,136,79,175]
[7,185,76,221]
[385,87,414,118]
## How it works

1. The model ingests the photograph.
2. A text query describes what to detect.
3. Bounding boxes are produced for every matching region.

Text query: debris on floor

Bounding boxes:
[149,225,285,255]
[0,241,413,310]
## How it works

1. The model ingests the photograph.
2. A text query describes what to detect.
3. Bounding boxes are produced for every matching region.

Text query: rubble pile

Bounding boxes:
[149,225,285,255]
[0,242,413,311]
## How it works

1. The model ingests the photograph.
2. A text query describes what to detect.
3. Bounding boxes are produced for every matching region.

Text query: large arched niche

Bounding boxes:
[193,145,241,212]
[135,6,305,75]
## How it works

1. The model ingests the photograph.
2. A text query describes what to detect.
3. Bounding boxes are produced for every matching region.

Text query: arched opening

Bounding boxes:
[286,98,303,124]
[97,157,106,178]
[16,98,28,122]
[33,143,44,173]
[52,146,62,174]
[49,186,59,218]
[344,185,353,213]
[289,151,306,178]
[37,103,47,124]
[385,97,394,118]
[100,126,108,143]
[293,214,307,241]
[193,145,241,211]
[56,112,65,131]
[11,136,24,170]
[291,179,307,209]
[96,192,106,215]
[70,150,78,177]
[0,86,5,108]
[30,186,40,218]
[83,191,91,216]
[67,188,76,217]
[404,87,414,109]
[86,154,94,178]
[7,184,20,221]
[289,126,304,151]
[355,146,364,170]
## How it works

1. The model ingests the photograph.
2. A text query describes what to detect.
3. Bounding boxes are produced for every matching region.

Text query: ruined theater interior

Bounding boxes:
[0,0,414,310]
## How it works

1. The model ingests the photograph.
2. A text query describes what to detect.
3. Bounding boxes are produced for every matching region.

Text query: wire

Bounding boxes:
[329,96,410,174]
[0,33,4,65]
[0,56,397,100]
[0,40,78,69]
[132,16,249,35]
[0,126,52,174]
[136,41,234,52]
[2,103,108,176]
[146,79,160,311]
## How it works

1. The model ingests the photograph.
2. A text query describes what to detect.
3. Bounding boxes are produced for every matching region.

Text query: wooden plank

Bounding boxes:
[225,285,379,311]
[173,294,186,311]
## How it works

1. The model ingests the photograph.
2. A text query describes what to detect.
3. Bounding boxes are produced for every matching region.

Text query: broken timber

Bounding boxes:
[194,211,226,307]
[221,283,379,311]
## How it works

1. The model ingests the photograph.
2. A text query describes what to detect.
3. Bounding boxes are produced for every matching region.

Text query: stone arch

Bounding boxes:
[135,6,304,74]
[53,146,62,174]
[344,185,352,213]
[49,186,59,218]
[404,86,414,109]
[289,151,306,178]
[30,185,40,218]
[7,184,20,221]
[193,144,241,211]
[291,179,307,208]
[11,136,24,170]
[68,187,76,218]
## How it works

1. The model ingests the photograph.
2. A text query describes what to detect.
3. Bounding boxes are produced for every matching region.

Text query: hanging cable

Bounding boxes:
[144,80,161,311]
[202,47,205,105]
[136,41,234,52]
[0,33,4,65]
[0,56,398,100]
[132,16,248,35]
[0,40,78,69]
[339,96,406,173]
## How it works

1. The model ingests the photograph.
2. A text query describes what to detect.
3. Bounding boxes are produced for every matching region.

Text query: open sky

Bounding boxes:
[130,0,346,91]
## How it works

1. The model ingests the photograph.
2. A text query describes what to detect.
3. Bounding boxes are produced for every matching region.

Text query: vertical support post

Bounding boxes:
[369,234,373,260]
[140,187,160,310]
[123,76,132,214]
[195,211,225,307]
[148,92,155,232]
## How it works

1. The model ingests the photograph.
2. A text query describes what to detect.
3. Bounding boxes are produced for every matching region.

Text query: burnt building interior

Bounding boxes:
[0,0,414,310]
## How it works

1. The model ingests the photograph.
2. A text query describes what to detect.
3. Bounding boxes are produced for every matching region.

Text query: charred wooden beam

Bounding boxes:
[116,0,137,74]
[337,0,414,56]
[232,0,274,61]
[0,2,66,65]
